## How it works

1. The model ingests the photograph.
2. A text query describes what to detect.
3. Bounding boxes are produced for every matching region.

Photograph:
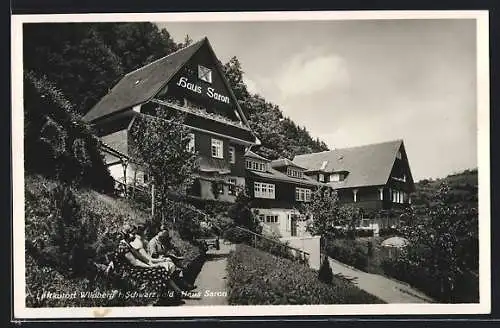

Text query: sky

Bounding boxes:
[156,19,478,181]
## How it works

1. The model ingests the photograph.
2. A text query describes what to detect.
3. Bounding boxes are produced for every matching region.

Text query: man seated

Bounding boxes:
[148,229,185,267]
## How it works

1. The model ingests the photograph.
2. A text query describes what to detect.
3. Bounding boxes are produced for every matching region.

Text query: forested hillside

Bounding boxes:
[412,169,478,208]
[23,22,329,161]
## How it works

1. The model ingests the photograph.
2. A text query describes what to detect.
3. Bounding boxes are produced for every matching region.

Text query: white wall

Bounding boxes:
[280,235,321,270]
[254,208,312,238]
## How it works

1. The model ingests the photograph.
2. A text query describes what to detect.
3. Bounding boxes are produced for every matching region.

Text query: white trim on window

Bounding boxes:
[295,187,312,202]
[198,65,212,83]
[254,182,275,199]
[229,146,236,164]
[330,173,341,182]
[265,215,278,223]
[211,138,223,159]
[287,167,303,179]
[353,189,358,203]
[246,159,267,172]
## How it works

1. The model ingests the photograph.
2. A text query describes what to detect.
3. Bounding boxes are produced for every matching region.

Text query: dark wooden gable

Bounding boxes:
[387,143,416,192]
[155,41,242,123]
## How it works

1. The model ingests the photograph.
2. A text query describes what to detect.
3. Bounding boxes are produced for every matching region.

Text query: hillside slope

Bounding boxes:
[25,174,203,307]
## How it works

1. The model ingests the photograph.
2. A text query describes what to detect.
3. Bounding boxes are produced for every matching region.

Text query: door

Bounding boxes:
[290,215,298,237]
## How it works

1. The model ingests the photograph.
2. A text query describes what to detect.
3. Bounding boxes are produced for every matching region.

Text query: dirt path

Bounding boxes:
[183,241,235,306]
[328,257,434,303]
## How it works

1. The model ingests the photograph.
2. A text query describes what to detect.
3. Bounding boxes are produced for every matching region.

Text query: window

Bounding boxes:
[330,173,341,182]
[227,177,237,196]
[198,65,212,83]
[266,215,278,223]
[396,150,402,159]
[391,189,405,203]
[287,167,303,179]
[229,146,236,164]
[296,188,312,202]
[211,138,223,158]
[319,173,325,182]
[353,189,358,202]
[258,214,265,222]
[246,159,267,172]
[186,133,195,153]
[254,182,275,199]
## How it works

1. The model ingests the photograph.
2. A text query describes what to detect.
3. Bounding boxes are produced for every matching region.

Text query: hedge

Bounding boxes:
[227,244,384,305]
[325,239,370,271]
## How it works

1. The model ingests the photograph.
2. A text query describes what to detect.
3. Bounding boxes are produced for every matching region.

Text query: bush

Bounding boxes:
[255,235,297,262]
[318,256,333,284]
[382,257,479,303]
[227,244,384,305]
[325,239,370,271]
[223,226,250,243]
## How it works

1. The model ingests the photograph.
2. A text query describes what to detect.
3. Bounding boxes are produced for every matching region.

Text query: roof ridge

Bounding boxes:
[124,38,206,78]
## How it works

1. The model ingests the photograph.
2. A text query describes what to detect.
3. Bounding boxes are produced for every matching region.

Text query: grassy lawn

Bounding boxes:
[227,244,385,305]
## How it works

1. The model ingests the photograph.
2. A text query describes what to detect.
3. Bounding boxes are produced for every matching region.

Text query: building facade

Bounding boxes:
[244,151,323,238]
[292,140,416,230]
[83,37,416,238]
[83,38,260,201]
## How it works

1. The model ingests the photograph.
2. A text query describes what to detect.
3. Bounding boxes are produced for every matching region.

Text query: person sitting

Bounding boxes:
[111,223,196,303]
[131,224,195,291]
[148,229,185,267]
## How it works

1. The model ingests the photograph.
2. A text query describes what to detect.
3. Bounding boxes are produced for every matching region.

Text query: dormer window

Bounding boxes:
[287,167,303,179]
[246,159,267,172]
[198,65,212,83]
[330,173,341,182]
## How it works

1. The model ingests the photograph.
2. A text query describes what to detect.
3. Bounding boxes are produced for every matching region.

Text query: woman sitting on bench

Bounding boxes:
[131,224,195,291]
[112,223,196,301]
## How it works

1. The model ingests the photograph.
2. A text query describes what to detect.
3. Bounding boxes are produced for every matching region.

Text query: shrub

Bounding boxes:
[227,244,384,305]
[325,239,370,271]
[255,235,296,262]
[223,226,250,243]
[318,256,333,284]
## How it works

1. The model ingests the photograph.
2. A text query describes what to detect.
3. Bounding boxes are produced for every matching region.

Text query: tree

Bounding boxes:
[305,186,355,240]
[128,110,198,224]
[227,187,261,233]
[396,183,479,301]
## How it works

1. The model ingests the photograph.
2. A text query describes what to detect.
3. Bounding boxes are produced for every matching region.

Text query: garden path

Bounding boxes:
[183,240,235,306]
[328,257,435,303]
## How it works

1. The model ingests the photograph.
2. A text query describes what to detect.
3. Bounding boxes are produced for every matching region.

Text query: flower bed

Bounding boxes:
[226,244,384,305]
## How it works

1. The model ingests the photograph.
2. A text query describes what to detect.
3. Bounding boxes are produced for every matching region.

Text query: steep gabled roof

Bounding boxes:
[293,140,405,189]
[270,158,306,170]
[83,38,253,134]
[83,39,205,123]
[244,150,271,162]
[248,167,324,187]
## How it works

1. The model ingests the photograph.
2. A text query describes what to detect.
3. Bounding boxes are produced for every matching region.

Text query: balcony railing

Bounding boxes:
[151,98,251,131]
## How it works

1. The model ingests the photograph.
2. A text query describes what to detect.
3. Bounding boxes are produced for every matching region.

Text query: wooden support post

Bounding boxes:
[151,183,155,218]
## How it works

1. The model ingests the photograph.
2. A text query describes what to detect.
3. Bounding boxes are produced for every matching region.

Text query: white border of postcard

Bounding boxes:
[11,10,490,319]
